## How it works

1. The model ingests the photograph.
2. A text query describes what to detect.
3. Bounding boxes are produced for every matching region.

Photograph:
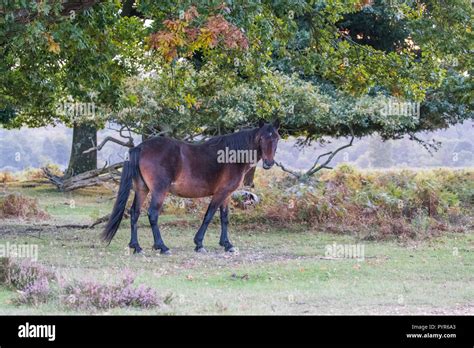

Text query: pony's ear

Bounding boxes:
[272,118,280,130]
[258,119,265,128]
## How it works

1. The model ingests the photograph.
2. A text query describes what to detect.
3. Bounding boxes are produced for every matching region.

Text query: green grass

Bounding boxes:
[0,183,473,315]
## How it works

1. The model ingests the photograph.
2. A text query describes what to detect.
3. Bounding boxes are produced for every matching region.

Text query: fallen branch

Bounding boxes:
[36,211,129,229]
[89,213,113,228]
[42,162,123,192]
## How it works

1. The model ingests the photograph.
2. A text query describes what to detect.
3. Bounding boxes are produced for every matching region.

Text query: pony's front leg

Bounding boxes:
[219,203,235,252]
[194,193,230,253]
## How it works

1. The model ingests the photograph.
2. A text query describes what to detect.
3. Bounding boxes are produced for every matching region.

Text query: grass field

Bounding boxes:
[0,182,473,315]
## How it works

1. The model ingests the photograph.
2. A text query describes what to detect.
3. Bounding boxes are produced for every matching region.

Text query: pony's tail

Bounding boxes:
[101,147,141,244]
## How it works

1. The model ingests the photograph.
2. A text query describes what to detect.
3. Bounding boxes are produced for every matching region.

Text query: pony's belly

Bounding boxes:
[169,180,214,198]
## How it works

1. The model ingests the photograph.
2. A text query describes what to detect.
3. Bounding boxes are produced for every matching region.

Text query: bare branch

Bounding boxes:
[119,125,134,142]
[83,135,134,154]
[308,151,332,173]
[276,134,355,180]
[275,161,302,179]
[408,133,441,155]
[307,136,354,176]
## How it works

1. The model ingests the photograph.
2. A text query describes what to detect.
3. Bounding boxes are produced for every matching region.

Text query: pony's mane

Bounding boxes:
[204,128,258,151]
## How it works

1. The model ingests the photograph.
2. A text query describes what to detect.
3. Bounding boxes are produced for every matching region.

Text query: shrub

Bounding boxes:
[16,277,51,306]
[0,193,49,220]
[0,258,56,306]
[22,164,62,181]
[247,166,474,240]
[1,258,56,290]
[63,271,160,310]
[0,257,9,284]
[1,259,160,310]
[0,171,16,184]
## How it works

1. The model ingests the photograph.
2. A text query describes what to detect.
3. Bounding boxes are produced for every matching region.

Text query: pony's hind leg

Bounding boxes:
[129,178,149,254]
[148,189,170,254]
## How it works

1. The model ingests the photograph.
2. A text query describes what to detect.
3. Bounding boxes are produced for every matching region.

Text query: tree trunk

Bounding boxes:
[65,122,97,178]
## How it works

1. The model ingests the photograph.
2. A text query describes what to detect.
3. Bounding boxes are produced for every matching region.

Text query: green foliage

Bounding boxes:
[0,1,142,128]
[0,0,472,143]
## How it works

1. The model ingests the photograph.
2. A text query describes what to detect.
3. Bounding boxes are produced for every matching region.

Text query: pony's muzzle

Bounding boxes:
[262,159,274,170]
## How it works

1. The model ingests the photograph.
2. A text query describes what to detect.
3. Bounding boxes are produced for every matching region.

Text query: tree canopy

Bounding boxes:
[1,0,472,144]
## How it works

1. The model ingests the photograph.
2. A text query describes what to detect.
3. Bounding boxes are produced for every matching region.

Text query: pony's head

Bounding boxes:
[256,119,281,169]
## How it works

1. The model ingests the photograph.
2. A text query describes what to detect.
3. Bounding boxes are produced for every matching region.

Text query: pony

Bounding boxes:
[101,120,280,254]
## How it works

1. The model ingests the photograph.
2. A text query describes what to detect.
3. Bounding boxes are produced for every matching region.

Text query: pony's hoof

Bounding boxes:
[133,249,145,255]
[153,245,170,255]
[195,247,208,253]
[226,247,236,253]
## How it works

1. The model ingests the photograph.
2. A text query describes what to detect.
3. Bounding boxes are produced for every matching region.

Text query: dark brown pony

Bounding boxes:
[102,120,280,254]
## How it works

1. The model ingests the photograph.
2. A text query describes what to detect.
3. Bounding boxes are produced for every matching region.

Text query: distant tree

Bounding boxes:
[367,136,394,168]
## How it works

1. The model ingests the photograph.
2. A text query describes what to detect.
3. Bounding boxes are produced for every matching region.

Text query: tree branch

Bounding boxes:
[307,136,354,176]
[275,161,302,179]
[308,151,333,173]
[276,135,355,180]
[83,136,134,154]
[407,133,441,155]
[83,125,135,154]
